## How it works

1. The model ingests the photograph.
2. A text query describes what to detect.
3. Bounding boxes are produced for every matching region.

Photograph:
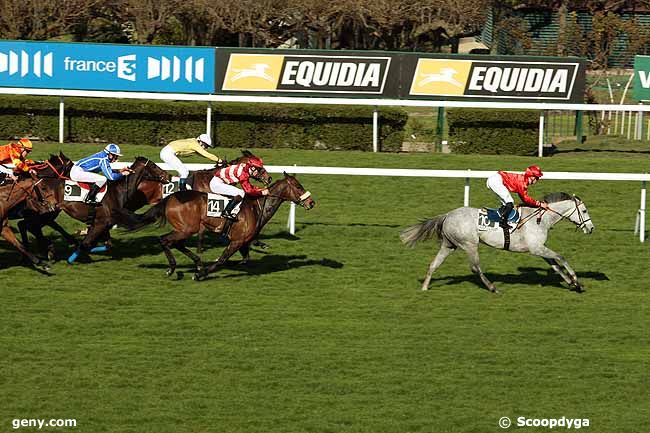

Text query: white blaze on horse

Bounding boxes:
[400,192,595,294]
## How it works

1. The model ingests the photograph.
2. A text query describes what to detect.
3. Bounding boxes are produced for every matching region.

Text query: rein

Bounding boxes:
[534,197,592,230]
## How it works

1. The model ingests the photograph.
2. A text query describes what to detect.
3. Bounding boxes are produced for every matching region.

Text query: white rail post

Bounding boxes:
[637,103,643,140]
[287,164,297,235]
[464,170,471,207]
[640,180,647,242]
[206,101,212,137]
[538,111,545,157]
[58,96,64,143]
[372,106,379,152]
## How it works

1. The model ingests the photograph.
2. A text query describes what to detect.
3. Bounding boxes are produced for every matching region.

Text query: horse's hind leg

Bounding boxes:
[1,220,49,271]
[421,239,456,291]
[175,241,204,273]
[160,232,178,276]
[463,243,499,293]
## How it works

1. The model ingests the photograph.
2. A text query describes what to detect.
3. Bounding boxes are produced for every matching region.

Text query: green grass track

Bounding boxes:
[1,143,649,432]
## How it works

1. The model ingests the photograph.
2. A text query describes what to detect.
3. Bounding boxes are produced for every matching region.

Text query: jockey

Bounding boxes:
[486,164,549,228]
[0,138,35,179]
[160,133,223,191]
[209,155,269,220]
[70,143,132,205]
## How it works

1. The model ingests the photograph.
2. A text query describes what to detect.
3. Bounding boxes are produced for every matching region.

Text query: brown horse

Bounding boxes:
[12,153,78,259]
[182,150,272,254]
[0,176,60,271]
[132,173,314,280]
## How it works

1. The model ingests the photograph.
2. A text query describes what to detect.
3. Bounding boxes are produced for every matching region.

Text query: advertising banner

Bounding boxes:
[402,54,586,103]
[633,55,650,101]
[215,49,400,98]
[0,40,215,93]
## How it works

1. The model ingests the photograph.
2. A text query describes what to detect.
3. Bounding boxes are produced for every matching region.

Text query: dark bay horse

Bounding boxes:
[132,173,314,280]
[0,176,60,270]
[11,153,78,259]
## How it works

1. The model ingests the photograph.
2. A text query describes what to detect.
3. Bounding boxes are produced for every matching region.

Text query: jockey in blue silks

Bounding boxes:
[69,143,132,204]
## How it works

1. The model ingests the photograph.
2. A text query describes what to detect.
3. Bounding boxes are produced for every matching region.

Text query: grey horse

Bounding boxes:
[400,192,595,294]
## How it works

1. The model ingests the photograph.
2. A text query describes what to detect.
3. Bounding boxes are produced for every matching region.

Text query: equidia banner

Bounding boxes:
[403,54,586,103]
[633,55,650,101]
[215,49,400,97]
[0,40,215,93]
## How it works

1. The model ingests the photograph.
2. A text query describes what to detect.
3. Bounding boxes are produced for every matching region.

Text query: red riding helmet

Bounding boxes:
[525,165,543,178]
[248,156,264,168]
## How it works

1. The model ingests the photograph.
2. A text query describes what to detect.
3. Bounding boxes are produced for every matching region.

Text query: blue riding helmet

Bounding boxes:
[104,143,123,156]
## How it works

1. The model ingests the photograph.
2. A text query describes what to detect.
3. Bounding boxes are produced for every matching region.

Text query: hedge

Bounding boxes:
[0,95,407,152]
[447,109,539,155]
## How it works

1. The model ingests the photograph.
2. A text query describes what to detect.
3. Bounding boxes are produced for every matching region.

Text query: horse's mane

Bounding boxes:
[543,192,579,203]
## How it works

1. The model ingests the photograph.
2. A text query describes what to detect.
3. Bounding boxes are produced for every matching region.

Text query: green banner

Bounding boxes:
[633,55,650,100]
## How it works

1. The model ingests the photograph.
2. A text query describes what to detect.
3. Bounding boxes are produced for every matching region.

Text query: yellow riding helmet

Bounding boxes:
[18,138,33,151]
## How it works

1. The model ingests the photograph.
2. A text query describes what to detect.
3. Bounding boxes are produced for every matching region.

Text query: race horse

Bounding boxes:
[0,174,60,271]
[400,192,594,293]
[132,172,314,280]
[10,153,78,259]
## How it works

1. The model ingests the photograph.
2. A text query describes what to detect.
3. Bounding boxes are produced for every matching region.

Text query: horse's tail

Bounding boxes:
[400,214,447,248]
[123,200,168,232]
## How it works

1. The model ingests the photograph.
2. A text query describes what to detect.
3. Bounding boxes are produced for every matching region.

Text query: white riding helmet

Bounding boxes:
[104,143,123,156]
[197,133,212,147]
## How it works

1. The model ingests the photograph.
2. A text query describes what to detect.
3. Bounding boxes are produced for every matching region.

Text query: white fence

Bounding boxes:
[113,163,649,242]
[3,86,650,155]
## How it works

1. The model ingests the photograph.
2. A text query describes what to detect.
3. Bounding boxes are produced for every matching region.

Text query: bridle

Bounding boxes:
[4,177,57,212]
[536,196,591,230]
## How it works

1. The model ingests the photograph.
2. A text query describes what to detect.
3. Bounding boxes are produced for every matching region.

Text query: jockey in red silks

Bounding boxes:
[209,156,269,220]
[486,164,549,228]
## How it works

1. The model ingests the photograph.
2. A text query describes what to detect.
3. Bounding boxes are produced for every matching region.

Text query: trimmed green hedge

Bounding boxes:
[0,95,407,152]
[447,109,539,155]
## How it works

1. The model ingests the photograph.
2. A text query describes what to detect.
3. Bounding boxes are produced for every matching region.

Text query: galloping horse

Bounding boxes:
[400,192,595,293]
[0,175,60,270]
[22,156,169,263]
[132,173,314,280]
[11,153,78,259]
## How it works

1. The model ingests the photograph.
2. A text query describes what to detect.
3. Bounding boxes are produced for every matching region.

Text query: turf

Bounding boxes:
[1,144,649,432]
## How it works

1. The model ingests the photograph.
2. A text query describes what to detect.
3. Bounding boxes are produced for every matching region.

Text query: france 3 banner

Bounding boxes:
[215,49,400,98]
[0,40,215,94]
[402,54,586,103]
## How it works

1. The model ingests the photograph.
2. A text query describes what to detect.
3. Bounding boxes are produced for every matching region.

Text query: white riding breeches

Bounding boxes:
[486,173,514,205]
[210,176,244,197]
[160,145,189,178]
[0,164,13,175]
[70,166,107,187]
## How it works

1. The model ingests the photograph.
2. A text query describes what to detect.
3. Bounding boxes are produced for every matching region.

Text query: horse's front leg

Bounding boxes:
[531,246,582,291]
[195,241,246,281]
[68,222,109,264]
[542,257,575,287]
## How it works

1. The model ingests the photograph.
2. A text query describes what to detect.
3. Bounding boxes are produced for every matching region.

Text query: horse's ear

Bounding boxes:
[283,171,288,178]
[242,150,253,157]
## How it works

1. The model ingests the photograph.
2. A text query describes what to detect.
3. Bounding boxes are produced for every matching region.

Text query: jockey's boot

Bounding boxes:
[222,195,243,220]
[179,178,188,191]
[499,202,514,228]
[84,184,101,206]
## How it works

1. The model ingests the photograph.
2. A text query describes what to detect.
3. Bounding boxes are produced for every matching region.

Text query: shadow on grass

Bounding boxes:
[139,254,343,280]
[425,266,609,291]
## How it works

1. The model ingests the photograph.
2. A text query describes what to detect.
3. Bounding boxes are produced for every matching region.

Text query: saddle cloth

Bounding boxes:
[64,180,108,202]
[162,176,193,198]
[478,206,520,231]
[206,193,241,218]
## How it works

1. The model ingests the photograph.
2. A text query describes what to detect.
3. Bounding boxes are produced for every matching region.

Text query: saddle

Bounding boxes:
[64,180,108,203]
[485,206,520,224]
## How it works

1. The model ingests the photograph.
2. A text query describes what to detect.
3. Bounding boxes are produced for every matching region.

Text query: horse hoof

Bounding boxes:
[420,286,429,291]
[192,273,202,281]
[490,286,500,294]
[166,269,175,277]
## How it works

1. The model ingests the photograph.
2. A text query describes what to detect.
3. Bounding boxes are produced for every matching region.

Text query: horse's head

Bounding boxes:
[270,172,315,210]
[544,192,594,234]
[21,176,59,214]
[28,152,73,179]
[130,156,170,183]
